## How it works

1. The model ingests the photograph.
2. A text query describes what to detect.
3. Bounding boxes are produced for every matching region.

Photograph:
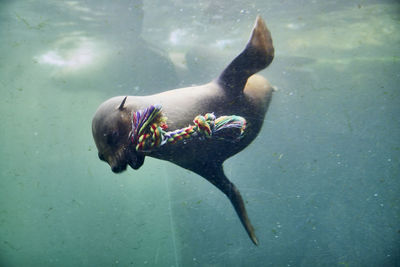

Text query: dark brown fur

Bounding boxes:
[92,16,274,245]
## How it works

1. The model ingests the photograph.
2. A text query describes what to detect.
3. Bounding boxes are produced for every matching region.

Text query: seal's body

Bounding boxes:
[92,16,274,245]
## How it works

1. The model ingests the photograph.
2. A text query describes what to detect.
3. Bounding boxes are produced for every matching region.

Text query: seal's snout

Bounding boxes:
[111,164,127,173]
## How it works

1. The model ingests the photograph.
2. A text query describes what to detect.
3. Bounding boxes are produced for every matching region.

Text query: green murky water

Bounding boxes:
[1,1,399,266]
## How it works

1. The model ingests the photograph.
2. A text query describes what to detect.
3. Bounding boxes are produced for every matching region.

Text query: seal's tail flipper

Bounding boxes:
[199,163,259,245]
[217,16,274,94]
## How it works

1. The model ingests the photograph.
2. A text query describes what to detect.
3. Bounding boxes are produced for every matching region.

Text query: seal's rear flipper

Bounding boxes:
[217,16,274,94]
[197,162,259,245]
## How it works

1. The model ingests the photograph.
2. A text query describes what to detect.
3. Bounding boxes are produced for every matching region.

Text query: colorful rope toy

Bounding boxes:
[129,105,247,152]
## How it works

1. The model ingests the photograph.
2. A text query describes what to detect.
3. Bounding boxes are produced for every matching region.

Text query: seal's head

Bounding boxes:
[92,96,145,173]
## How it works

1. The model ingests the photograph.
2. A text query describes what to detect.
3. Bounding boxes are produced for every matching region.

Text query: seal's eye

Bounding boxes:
[107,130,120,145]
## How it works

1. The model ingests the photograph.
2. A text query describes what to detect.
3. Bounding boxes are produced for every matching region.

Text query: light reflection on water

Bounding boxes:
[35,36,106,72]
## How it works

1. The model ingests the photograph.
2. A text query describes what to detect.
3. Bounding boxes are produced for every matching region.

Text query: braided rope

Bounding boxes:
[130,105,246,152]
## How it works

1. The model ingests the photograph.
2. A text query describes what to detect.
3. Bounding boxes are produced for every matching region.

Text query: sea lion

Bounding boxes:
[92,16,274,245]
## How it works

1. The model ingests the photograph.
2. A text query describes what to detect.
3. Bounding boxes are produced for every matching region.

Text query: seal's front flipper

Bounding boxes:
[197,162,259,245]
[217,16,274,94]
